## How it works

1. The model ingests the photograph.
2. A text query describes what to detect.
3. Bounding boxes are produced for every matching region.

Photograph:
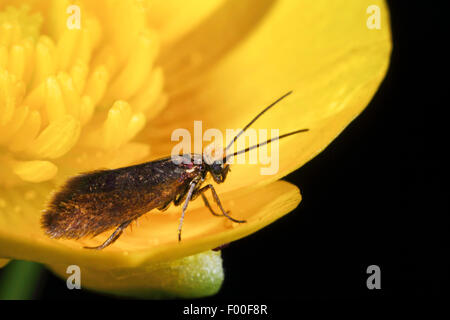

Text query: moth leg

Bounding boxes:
[158,200,172,211]
[196,184,246,223]
[174,183,191,206]
[84,220,132,250]
[189,184,222,216]
[178,181,197,242]
[201,193,223,217]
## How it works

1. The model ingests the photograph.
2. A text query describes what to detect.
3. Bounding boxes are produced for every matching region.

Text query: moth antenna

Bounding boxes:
[225,91,293,152]
[224,128,309,161]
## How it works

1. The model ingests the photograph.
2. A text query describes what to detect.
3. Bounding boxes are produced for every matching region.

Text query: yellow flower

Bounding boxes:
[0,0,391,298]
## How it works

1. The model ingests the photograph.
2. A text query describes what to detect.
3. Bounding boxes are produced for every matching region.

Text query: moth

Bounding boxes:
[41,91,309,249]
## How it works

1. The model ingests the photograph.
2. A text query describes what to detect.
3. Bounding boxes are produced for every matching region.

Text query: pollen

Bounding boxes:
[0,3,166,186]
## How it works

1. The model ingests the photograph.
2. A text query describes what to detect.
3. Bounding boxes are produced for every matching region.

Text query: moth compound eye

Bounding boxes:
[211,161,223,175]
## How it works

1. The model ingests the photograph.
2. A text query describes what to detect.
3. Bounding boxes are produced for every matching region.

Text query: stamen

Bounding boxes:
[0,4,166,185]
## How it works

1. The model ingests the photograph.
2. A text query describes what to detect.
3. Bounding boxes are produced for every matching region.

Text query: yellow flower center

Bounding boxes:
[0,3,166,186]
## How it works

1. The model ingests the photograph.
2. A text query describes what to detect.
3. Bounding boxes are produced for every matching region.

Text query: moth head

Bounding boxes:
[207,160,230,184]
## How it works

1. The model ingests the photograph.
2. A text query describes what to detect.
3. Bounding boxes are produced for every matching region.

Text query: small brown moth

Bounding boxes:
[41,91,308,249]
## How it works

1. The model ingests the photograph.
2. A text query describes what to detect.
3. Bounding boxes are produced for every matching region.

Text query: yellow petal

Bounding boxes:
[146,0,225,45]
[0,181,299,269]
[0,258,9,268]
[158,0,276,91]
[47,250,223,298]
[145,0,392,196]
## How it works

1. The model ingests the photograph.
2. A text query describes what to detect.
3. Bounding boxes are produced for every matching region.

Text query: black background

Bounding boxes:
[1,0,447,302]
